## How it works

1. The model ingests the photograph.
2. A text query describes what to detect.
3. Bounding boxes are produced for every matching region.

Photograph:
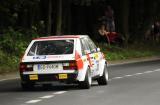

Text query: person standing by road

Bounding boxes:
[104,6,115,32]
[151,21,160,42]
[98,24,110,45]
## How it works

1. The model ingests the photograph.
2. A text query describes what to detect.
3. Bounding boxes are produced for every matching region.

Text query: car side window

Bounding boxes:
[85,37,97,53]
[80,38,91,55]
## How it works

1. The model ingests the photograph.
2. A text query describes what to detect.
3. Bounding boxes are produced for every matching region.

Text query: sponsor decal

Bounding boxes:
[33,56,46,59]
[47,55,62,59]
[94,53,99,60]
[37,64,41,70]
[32,55,63,60]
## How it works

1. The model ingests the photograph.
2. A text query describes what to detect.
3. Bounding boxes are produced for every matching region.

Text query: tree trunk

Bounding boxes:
[63,0,72,34]
[47,0,52,35]
[121,0,130,45]
[56,0,62,35]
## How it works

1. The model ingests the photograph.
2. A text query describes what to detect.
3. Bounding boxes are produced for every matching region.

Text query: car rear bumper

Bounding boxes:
[20,73,78,83]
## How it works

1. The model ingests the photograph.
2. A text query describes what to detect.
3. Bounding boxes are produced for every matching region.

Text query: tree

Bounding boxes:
[120,0,130,45]
[47,0,52,35]
[56,0,62,35]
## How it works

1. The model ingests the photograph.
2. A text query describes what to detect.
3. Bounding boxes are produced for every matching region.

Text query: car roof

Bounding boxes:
[33,35,89,40]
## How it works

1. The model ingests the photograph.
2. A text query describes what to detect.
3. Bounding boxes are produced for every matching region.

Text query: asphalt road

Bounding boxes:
[0,60,160,105]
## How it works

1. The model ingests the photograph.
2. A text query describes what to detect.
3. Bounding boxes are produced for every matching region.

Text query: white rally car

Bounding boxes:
[19,35,108,89]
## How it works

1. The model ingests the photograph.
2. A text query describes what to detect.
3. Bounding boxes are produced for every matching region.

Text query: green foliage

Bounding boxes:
[0,50,19,73]
[0,28,39,56]
[98,43,160,61]
[0,28,40,73]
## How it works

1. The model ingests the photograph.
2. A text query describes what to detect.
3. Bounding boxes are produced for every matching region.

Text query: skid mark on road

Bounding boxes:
[110,69,160,81]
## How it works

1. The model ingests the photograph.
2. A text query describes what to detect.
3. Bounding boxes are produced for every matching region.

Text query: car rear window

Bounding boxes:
[27,40,74,56]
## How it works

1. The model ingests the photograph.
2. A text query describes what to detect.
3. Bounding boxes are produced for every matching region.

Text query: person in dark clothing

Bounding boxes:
[96,24,123,45]
[97,24,110,44]
[104,6,115,32]
[151,21,160,42]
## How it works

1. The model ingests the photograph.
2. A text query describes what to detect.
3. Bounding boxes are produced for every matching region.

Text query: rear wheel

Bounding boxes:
[97,65,108,85]
[79,69,92,89]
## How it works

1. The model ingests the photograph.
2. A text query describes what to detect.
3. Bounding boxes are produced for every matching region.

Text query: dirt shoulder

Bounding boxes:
[0,71,19,81]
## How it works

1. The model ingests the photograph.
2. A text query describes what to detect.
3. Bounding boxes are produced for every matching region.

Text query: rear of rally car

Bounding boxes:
[19,36,84,89]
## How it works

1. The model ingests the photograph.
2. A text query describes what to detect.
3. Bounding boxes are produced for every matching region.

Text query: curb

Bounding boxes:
[108,56,160,66]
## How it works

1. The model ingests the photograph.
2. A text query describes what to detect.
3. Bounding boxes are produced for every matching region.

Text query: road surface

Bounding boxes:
[0,60,160,105]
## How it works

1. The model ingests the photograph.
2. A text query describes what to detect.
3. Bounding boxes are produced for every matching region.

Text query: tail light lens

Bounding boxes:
[19,63,33,73]
[63,61,77,70]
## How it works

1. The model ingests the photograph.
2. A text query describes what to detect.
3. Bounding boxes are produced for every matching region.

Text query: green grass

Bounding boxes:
[98,43,160,61]
[0,50,19,74]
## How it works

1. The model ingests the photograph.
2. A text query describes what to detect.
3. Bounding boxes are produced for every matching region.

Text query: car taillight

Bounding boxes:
[19,63,33,73]
[63,61,77,70]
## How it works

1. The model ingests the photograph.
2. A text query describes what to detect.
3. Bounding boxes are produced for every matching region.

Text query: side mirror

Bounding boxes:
[96,48,100,52]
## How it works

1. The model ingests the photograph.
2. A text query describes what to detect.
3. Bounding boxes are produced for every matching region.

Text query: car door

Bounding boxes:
[85,37,100,77]
[81,37,98,77]
[80,38,94,72]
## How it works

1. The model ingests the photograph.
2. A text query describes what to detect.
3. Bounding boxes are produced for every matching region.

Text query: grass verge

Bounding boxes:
[0,50,19,74]
[98,43,160,61]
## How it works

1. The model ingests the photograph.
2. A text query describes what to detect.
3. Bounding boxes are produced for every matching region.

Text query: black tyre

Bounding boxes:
[79,69,92,89]
[97,65,108,85]
[21,82,35,90]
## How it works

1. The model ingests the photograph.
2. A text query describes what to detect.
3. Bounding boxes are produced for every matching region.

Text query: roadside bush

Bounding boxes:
[0,50,19,73]
[0,28,39,56]
[0,28,39,73]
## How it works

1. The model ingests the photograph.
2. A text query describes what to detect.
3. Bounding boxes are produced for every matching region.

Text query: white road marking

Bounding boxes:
[92,82,97,85]
[110,69,160,81]
[124,75,132,77]
[135,73,143,75]
[154,69,160,71]
[23,91,67,104]
[39,95,54,99]
[53,91,67,95]
[111,76,124,80]
[25,99,41,104]
[143,71,154,73]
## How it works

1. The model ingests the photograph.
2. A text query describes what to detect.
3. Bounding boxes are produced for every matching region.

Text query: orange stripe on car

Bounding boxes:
[86,53,92,67]
[75,51,83,70]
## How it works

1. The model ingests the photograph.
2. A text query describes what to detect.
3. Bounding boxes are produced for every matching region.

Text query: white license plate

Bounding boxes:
[35,64,62,71]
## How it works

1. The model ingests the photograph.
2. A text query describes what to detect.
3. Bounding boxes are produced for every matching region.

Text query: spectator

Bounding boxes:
[98,6,115,32]
[104,6,115,32]
[98,24,110,45]
[97,24,123,46]
[151,21,160,42]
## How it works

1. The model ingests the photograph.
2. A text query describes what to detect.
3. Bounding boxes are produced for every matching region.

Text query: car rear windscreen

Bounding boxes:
[27,40,74,56]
